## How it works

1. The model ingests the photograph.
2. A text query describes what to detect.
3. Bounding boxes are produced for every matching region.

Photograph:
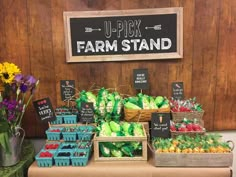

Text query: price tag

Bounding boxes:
[60,80,75,101]
[172,82,184,100]
[80,102,94,123]
[133,68,149,90]
[33,97,56,122]
[151,113,170,138]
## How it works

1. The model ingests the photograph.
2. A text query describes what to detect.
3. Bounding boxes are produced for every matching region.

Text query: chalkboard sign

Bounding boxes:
[80,102,94,123]
[151,113,170,138]
[33,97,56,122]
[172,82,184,100]
[60,80,75,101]
[64,7,183,62]
[133,68,149,90]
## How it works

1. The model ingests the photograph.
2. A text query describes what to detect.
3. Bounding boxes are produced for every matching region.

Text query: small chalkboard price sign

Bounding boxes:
[172,82,184,100]
[60,80,75,101]
[151,113,170,138]
[33,97,56,122]
[80,102,94,123]
[133,68,149,90]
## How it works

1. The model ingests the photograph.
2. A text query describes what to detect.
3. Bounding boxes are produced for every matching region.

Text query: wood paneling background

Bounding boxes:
[0,0,235,137]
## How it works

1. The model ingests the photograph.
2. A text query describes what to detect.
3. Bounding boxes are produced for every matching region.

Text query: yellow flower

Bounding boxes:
[0,62,21,84]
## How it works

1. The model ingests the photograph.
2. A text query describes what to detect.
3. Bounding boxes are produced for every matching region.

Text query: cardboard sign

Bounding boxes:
[151,113,170,138]
[133,68,149,90]
[80,102,94,123]
[33,97,56,122]
[172,82,184,100]
[60,80,75,101]
[63,8,183,62]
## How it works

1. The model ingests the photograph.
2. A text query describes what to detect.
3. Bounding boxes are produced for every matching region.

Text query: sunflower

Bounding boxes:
[0,62,21,84]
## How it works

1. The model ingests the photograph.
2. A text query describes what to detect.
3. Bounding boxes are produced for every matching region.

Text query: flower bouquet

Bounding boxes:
[0,62,39,157]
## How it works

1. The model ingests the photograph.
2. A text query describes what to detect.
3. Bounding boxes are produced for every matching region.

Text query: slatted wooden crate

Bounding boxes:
[94,124,147,161]
[153,151,233,167]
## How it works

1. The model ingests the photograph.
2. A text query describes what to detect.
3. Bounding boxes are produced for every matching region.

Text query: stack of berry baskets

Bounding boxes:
[51,106,78,125]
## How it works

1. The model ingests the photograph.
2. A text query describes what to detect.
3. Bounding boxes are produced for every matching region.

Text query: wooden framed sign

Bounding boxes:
[63,7,183,62]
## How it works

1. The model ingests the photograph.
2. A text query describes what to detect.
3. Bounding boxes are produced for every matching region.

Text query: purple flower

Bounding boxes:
[20,84,28,93]
[25,75,36,85]
[14,74,37,93]
[14,74,24,83]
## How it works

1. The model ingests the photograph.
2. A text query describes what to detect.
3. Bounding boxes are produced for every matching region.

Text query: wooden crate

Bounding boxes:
[153,151,233,167]
[94,125,147,161]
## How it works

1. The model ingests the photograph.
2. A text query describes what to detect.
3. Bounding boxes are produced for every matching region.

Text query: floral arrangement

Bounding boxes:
[0,62,39,152]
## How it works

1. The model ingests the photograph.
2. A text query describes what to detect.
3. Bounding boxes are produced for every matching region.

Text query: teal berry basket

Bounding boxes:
[54,151,71,166]
[59,142,77,152]
[62,131,77,141]
[35,150,56,167]
[46,127,64,141]
[71,149,89,166]
[77,125,95,141]
[63,115,78,124]
[50,115,64,124]
[77,141,93,156]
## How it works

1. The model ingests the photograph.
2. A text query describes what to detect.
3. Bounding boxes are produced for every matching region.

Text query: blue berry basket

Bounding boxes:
[77,125,95,141]
[62,127,78,141]
[54,151,71,166]
[35,150,56,167]
[71,149,89,166]
[46,127,64,141]
[63,115,78,124]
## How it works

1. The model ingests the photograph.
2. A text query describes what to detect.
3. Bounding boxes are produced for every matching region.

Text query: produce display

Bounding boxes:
[153,134,232,153]
[75,88,123,123]
[124,93,169,110]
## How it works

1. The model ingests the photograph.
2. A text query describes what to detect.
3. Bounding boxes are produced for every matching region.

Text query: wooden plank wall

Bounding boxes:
[0,0,235,137]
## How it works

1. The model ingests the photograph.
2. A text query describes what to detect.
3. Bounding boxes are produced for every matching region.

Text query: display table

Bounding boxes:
[28,156,232,177]
[0,140,35,177]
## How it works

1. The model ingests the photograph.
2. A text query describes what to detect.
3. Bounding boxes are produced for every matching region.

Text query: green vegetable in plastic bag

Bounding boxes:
[155,96,164,107]
[133,123,144,136]
[121,145,134,157]
[149,96,158,109]
[99,122,112,137]
[121,122,134,136]
[99,143,110,157]
[124,102,141,109]
[111,149,123,157]
[109,121,121,133]
[138,93,150,109]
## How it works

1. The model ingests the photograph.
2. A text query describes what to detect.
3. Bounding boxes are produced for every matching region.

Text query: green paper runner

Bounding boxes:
[0,140,34,177]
